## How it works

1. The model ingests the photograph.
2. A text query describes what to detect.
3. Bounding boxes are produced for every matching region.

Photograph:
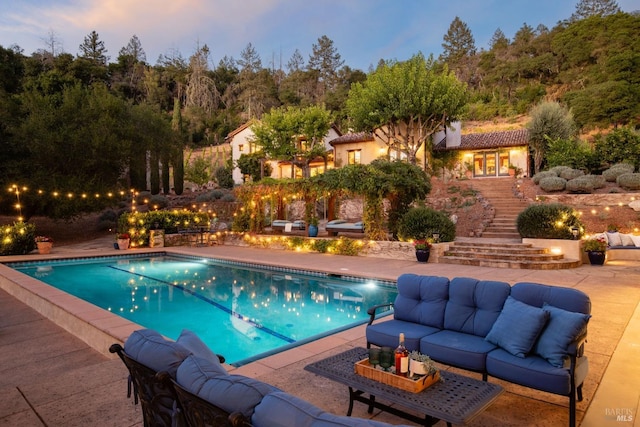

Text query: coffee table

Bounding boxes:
[304,347,503,427]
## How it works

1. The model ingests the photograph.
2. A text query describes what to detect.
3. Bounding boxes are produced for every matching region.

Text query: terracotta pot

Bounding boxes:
[117,239,130,250]
[36,241,53,254]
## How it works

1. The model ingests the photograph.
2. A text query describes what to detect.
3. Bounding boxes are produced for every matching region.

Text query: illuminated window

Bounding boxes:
[348,149,361,165]
[238,144,244,152]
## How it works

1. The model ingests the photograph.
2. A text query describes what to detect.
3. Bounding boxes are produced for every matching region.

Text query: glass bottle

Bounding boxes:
[395,333,409,377]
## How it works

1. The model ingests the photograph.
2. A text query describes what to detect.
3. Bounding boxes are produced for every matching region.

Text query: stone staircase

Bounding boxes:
[439,178,580,269]
[472,178,528,239]
[440,241,581,269]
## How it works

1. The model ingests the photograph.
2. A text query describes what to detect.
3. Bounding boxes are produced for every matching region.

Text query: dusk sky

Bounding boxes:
[1,0,638,71]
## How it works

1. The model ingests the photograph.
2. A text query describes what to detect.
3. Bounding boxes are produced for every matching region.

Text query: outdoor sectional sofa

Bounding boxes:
[366,274,591,427]
[111,329,409,427]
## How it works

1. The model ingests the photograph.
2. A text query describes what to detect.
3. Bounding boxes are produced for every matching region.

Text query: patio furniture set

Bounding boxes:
[111,273,591,427]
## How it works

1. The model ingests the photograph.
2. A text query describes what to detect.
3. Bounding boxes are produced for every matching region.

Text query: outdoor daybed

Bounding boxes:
[326,219,365,236]
[111,329,408,427]
[595,231,640,261]
[271,219,306,233]
[366,274,591,427]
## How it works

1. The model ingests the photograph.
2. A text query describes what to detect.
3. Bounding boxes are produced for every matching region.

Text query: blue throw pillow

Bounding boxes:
[176,329,227,376]
[485,297,549,358]
[123,329,191,377]
[534,303,591,368]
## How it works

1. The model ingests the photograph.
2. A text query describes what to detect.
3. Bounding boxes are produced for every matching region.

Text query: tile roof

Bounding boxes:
[329,132,374,146]
[435,129,529,151]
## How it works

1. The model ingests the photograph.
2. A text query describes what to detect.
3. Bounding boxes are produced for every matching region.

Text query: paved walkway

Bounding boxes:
[1,238,639,426]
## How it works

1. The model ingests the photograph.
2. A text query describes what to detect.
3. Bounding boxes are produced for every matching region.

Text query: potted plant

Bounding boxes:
[408,351,438,378]
[308,216,319,238]
[413,239,432,263]
[464,161,473,179]
[35,236,53,254]
[583,235,607,265]
[508,164,522,178]
[116,233,130,250]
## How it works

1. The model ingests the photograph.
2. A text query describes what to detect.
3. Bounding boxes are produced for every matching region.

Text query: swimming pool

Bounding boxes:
[7,254,396,365]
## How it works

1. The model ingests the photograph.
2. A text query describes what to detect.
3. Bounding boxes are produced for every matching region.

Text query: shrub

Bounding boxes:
[602,163,635,182]
[532,170,558,185]
[397,207,456,242]
[539,177,567,192]
[565,177,593,193]
[148,194,169,209]
[215,166,234,189]
[0,221,36,255]
[558,168,584,180]
[549,166,572,176]
[135,191,152,205]
[516,203,585,239]
[616,173,640,190]
[221,193,236,202]
[583,174,606,189]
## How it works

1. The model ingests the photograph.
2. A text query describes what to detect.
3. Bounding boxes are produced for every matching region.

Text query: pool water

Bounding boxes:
[9,255,396,365]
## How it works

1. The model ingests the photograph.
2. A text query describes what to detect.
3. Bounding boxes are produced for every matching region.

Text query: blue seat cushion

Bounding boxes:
[486,348,589,396]
[420,330,496,372]
[176,329,227,376]
[177,355,279,418]
[534,303,591,368]
[124,329,190,377]
[252,391,401,427]
[366,319,439,351]
[485,297,549,358]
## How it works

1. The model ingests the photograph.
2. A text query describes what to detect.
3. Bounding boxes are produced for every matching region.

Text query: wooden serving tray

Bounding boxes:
[354,359,440,393]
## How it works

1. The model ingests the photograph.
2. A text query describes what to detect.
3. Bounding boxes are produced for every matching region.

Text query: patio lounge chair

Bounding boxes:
[271,219,306,233]
[325,219,365,236]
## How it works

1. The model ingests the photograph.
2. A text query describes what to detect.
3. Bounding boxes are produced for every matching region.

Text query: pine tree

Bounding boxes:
[572,0,621,20]
[441,17,476,66]
[78,30,109,65]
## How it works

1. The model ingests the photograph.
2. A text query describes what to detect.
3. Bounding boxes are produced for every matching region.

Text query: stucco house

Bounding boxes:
[329,122,530,178]
[433,126,530,178]
[225,121,342,184]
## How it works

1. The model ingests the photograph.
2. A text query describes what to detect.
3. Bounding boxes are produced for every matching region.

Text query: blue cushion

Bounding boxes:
[444,278,511,336]
[366,319,439,351]
[534,303,591,368]
[124,329,190,377]
[486,348,589,396]
[393,274,449,328]
[177,355,279,418]
[176,329,226,376]
[485,297,549,358]
[421,330,497,371]
[252,392,399,427]
[511,282,591,314]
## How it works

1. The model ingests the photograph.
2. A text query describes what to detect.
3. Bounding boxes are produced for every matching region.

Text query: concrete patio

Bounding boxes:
[0,238,639,426]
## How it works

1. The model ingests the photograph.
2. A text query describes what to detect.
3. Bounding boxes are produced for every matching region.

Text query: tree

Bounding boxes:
[236,152,273,182]
[489,28,509,51]
[118,35,146,63]
[346,53,468,167]
[527,101,575,173]
[252,105,334,178]
[184,151,213,186]
[78,30,109,65]
[172,97,185,195]
[307,35,344,101]
[572,0,621,20]
[185,44,220,114]
[287,49,305,72]
[441,17,477,66]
